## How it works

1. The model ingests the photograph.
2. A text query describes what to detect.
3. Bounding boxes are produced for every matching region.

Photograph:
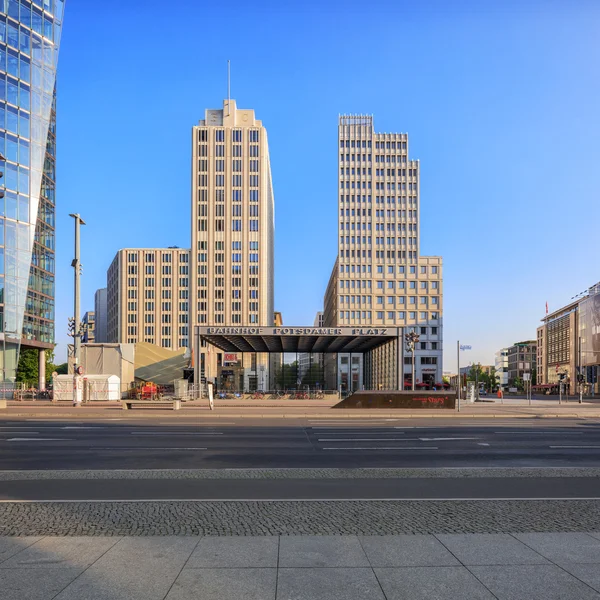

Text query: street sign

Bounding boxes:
[524,373,531,381]
[460,345,472,351]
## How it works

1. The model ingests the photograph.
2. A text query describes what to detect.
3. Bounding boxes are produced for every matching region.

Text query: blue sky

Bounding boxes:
[53,0,600,369]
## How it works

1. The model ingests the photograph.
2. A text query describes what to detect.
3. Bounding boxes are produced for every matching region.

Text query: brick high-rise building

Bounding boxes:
[106,248,190,351]
[324,115,443,390]
[190,99,274,390]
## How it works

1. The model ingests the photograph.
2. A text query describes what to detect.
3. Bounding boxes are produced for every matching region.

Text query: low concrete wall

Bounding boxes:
[334,390,456,409]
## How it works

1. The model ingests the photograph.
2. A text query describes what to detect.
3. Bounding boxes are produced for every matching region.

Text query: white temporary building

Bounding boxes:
[52,374,121,402]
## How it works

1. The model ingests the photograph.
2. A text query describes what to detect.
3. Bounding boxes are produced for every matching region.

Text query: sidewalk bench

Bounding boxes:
[121,399,181,411]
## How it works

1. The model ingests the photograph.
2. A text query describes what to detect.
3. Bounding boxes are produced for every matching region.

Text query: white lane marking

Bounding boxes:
[419,437,479,441]
[322,446,439,450]
[62,427,107,430]
[394,426,442,429]
[158,423,237,425]
[549,446,600,449]
[318,438,417,442]
[495,431,584,435]
[3,497,600,503]
[95,447,207,451]
[478,443,490,446]
[7,438,72,441]
[129,432,223,436]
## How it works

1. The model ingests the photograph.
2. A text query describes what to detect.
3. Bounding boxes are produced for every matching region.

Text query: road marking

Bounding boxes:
[419,437,479,441]
[62,427,107,430]
[317,438,417,442]
[130,432,223,436]
[322,446,439,450]
[478,443,490,446]
[3,497,600,503]
[158,422,237,425]
[6,438,72,442]
[494,431,584,434]
[549,446,600,449]
[94,447,208,451]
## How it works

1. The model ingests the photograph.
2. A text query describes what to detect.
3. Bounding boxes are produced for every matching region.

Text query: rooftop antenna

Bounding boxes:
[227,60,231,116]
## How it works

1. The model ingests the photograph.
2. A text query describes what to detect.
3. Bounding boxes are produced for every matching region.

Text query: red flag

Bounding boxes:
[546,302,548,315]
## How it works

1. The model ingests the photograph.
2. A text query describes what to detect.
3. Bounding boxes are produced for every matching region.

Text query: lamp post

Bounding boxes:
[405,330,420,391]
[69,213,85,406]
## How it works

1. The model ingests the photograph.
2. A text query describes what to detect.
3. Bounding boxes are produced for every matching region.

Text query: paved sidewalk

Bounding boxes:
[4,400,600,419]
[3,533,600,599]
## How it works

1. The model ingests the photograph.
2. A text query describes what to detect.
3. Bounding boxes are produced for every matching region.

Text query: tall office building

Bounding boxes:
[324,115,443,389]
[0,1,65,385]
[107,248,190,351]
[191,99,274,387]
[81,311,95,343]
[94,287,107,343]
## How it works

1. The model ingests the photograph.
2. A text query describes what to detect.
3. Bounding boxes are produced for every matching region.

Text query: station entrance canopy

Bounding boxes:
[195,326,405,391]
[197,326,401,354]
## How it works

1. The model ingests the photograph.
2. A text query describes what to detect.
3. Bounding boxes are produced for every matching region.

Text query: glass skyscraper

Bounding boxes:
[0,0,64,384]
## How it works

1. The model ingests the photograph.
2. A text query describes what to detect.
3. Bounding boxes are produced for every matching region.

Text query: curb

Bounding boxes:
[1,412,598,419]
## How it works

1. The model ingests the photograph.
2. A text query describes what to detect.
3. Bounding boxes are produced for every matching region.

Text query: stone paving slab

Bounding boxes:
[3,500,600,536]
[186,536,278,568]
[1,534,600,599]
[435,533,550,565]
[278,535,369,567]
[470,564,600,599]
[276,567,386,600]
[375,566,496,600]
[165,568,277,600]
[514,532,600,564]
[0,566,84,600]
[54,537,199,600]
[360,534,459,567]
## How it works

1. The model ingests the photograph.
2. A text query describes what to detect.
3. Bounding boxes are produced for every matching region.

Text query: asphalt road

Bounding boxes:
[3,417,600,470]
[3,417,600,501]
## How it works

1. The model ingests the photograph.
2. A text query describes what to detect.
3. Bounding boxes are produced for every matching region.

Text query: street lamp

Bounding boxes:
[69,213,85,406]
[405,330,420,391]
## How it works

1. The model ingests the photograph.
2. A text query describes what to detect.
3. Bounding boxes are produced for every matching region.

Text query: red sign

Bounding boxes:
[224,353,238,364]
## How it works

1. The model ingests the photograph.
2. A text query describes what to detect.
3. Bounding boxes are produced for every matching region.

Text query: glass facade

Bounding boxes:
[0,0,63,382]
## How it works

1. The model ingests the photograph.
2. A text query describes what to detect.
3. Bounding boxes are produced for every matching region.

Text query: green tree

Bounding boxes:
[274,361,299,389]
[16,349,57,387]
[301,363,324,388]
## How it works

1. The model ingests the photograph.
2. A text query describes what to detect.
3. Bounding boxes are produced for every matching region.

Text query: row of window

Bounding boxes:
[127,265,189,275]
[340,280,439,290]
[197,276,260,288]
[127,277,188,288]
[125,289,189,301]
[127,253,188,263]
[198,129,259,143]
[338,310,439,322]
[199,205,260,217]
[339,264,438,275]
[340,296,440,306]
[199,159,260,173]
[197,313,261,324]
[198,189,259,202]
[340,154,410,165]
[199,144,259,157]
[197,219,260,232]
[339,249,421,261]
[341,237,418,246]
[338,140,409,151]
[341,222,417,232]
